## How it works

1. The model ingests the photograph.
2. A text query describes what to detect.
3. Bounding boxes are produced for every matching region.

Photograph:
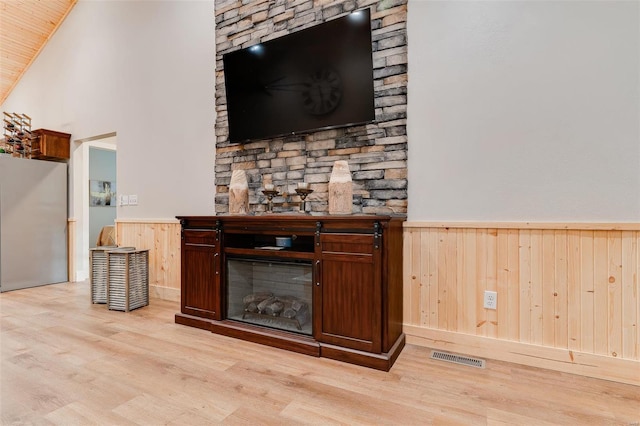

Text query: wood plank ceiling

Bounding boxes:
[0,0,77,105]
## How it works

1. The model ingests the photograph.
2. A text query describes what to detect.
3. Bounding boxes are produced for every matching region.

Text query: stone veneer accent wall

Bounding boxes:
[214,0,408,214]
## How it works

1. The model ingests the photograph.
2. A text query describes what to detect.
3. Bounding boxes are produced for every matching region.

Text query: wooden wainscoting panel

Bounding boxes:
[427,229,439,328]
[403,223,640,383]
[407,226,421,325]
[567,230,581,352]
[68,218,76,282]
[419,229,430,327]
[622,231,639,359]
[580,230,595,353]
[608,231,623,359]
[461,228,476,335]
[518,230,532,343]
[530,229,544,346]
[402,229,412,326]
[115,219,181,301]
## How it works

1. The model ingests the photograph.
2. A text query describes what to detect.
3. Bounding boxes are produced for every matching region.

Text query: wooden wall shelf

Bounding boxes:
[31,129,71,160]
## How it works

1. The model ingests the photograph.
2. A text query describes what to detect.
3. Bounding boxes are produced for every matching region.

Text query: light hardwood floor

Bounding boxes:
[1,282,638,425]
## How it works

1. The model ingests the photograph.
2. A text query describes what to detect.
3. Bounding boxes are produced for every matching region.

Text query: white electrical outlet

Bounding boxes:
[129,194,138,205]
[484,290,497,310]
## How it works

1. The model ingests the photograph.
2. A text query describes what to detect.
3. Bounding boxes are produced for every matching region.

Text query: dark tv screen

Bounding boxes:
[223,9,375,143]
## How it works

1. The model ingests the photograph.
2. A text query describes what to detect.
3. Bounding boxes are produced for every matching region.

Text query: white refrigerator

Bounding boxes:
[0,156,68,292]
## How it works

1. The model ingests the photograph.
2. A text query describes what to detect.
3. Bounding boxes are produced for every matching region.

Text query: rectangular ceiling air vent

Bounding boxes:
[430,350,486,369]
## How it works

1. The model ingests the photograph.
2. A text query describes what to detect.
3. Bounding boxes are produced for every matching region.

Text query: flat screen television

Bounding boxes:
[222,9,375,143]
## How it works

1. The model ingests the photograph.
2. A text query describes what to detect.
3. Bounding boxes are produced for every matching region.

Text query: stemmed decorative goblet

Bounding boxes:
[262,188,279,213]
[295,187,314,212]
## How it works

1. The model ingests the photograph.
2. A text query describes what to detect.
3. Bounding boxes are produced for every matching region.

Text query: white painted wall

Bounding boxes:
[1,0,215,220]
[3,0,638,227]
[407,0,640,221]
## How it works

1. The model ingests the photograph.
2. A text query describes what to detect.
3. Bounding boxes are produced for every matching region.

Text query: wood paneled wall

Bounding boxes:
[68,218,76,282]
[403,222,640,385]
[113,219,638,383]
[115,219,181,302]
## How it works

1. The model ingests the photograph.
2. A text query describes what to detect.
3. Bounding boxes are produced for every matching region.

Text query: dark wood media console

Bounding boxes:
[175,214,405,371]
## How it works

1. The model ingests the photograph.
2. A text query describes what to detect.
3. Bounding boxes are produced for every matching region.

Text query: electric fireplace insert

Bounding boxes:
[226,258,313,336]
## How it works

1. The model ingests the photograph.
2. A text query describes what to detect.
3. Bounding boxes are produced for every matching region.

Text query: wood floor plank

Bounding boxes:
[1,282,638,425]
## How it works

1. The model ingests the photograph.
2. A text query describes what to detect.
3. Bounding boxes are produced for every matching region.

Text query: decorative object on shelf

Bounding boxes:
[275,236,293,248]
[229,169,249,214]
[262,175,274,190]
[328,160,353,214]
[262,188,279,213]
[261,174,279,212]
[2,112,35,158]
[295,187,314,212]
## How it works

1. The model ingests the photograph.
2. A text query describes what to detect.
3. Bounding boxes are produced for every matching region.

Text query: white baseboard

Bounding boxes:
[404,325,639,386]
[149,285,180,303]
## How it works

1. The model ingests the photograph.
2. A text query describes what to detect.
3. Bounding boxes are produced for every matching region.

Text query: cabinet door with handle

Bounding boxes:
[182,229,221,320]
[314,232,381,353]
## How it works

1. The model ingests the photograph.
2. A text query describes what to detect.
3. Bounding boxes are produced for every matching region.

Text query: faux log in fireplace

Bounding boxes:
[174,215,405,371]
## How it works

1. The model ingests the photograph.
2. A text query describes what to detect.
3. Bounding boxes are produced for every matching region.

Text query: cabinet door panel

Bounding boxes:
[317,233,381,353]
[182,244,219,319]
[321,234,374,255]
[184,231,217,245]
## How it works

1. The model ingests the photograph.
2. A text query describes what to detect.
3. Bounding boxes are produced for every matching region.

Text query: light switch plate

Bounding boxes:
[120,195,129,206]
[129,194,138,205]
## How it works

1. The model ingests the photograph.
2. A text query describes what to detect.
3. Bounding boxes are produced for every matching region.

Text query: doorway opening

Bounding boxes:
[71,133,116,281]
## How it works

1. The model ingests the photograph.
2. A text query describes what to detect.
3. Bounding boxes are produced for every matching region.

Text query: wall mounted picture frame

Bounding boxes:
[89,180,116,206]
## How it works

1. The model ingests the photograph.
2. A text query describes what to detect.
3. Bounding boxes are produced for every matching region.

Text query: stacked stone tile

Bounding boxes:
[215,0,408,214]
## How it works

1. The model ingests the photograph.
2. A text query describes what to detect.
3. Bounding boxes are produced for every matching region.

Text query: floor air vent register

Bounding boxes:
[430,351,486,369]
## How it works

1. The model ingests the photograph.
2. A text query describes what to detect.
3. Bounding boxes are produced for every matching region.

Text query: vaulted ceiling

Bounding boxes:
[0,0,77,105]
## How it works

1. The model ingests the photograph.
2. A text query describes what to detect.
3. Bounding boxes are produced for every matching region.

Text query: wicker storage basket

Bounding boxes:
[89,246,118,304]
[106,248,149,312]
